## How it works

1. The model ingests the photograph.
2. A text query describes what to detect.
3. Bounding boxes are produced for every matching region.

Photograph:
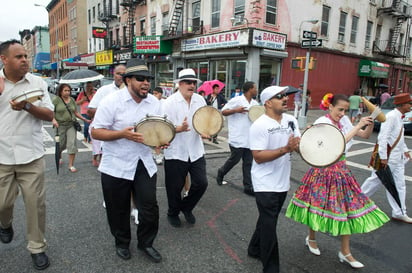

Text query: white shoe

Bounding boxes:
[102,201,106,208]
[131,209,139,225]
[305,236,320,256]
[183,191,189,198]
[338,251,364,268]
[391,214,412,224]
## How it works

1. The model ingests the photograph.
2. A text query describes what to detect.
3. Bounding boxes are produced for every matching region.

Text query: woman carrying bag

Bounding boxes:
[52,84,91,173]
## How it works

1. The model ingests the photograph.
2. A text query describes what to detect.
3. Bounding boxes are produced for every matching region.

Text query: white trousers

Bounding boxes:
[361,163,406,217]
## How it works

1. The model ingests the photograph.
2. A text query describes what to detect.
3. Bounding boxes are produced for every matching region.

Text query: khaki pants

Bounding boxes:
[0,157,47,254]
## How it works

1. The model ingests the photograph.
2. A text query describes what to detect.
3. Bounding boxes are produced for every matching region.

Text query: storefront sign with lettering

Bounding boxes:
[252,30,287,50]
[182,30,249,51]
[95,50,113,66]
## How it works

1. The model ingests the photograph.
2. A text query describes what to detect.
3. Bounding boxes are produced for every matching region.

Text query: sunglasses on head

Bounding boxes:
[134,76,151,82]
[181,80,197,85]
[272,93,288,100]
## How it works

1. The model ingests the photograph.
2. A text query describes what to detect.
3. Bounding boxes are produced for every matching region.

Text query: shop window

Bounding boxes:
[321,5,330,37]
[266,0,277,25]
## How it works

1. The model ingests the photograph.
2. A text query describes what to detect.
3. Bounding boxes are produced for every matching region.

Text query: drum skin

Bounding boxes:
[11,89,44,103]
[192,106,224,136]
[299,123,346,167]
[248,105,265,122]
[135,116,176,147]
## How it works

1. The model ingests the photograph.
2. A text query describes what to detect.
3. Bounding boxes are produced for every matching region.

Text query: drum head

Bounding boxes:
[299,123,346,167]
[11,89,44,103]
[192,106,223,136]
[135,116,175,147]
[248,105,265,122]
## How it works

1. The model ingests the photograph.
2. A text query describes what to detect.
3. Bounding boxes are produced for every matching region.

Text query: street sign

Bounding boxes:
[301,39,322,48]
[302,31,317,39]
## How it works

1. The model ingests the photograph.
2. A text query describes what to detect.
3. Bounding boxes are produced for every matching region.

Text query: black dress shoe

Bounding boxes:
[31,252,50,270]
[248,251,260,259]
[216,169,224,186]
[167,215,181,227]
[0,226,13,244]
[116,247,131,260]
[243,189,255,196]
[182,211,196,224]
[138,246,162,263]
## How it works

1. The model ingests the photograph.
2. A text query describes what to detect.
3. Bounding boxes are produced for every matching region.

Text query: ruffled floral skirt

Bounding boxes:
[286,160,389,236]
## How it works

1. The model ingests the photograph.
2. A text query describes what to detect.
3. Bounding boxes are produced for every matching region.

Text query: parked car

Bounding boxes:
[373,95,412,133]
[70,83,83,99]
[42,77,59,94]
[95,77,113,88]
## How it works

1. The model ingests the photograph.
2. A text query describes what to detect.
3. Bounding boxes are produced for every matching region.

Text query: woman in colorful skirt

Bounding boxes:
[286,93,390,269]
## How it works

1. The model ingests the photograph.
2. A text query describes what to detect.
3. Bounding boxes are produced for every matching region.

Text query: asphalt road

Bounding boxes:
[1,110,411,273]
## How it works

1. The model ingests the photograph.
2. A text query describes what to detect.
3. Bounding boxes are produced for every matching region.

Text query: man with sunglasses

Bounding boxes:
[91,59,162,263]
[162,68,208,228]
[216,81,258,196]
[247,86,300,273]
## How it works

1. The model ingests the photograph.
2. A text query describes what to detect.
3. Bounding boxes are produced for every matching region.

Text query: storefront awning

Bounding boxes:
[358,60,390,78]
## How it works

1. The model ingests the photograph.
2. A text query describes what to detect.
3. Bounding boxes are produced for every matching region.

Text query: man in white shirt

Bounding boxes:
[217,81,258,196]
[361,93,412,223]
[0,40,54,270]
[91,59,162,263]
[247,86,300,273]
[162,68,208,228]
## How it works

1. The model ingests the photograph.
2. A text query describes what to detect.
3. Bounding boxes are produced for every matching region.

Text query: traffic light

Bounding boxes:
[291,57,305,70]
[291,57,316,71]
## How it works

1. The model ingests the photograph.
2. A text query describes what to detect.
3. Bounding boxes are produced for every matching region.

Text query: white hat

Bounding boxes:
[260,86,289,105]
[173,68,202,84]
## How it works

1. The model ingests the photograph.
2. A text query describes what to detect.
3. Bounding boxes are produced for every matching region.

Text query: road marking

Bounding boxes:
[43,124,92,155]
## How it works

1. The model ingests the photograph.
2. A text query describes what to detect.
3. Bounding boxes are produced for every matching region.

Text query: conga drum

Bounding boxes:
[192,106,224,136]
[11,89,44,103]
[299,123,346,167]
[134,115,176,147]
[248,105,265,122]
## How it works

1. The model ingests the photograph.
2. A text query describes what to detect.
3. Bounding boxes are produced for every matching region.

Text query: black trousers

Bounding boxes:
[219,145,253,191]
[164,157,208,216]
[248,191,287,273]
[101,161,159,249]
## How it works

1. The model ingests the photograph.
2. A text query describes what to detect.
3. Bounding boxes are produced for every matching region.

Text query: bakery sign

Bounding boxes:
[252,29,287,50]
[182,30,249,52]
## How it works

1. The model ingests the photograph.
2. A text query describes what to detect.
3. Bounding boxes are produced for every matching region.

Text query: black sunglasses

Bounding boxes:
[181,80,197,85]
[134,76,151,82]
[271,93,288,100]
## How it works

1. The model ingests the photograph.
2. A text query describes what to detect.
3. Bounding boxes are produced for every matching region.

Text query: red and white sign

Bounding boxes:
[252,29,287,50]
[182,30,249,52]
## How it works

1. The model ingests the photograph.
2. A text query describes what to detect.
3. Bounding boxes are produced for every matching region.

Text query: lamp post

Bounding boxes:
[298,19,318,129]
[34,3,59,80]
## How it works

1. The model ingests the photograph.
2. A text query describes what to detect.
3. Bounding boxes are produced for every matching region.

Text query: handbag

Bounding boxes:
[61,97,82,132]
[369,128,403,170]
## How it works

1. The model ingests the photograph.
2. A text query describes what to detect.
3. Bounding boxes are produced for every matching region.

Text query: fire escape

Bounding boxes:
[373,0,412,59]
[120,0,145,48]
[168,0,185,37]
[98,0,119,49]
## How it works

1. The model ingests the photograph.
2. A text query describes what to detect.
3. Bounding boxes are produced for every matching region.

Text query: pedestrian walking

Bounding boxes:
[162,68,208,228]
[216,81,259,196]
[0,39,54,270]
[91,59,162,263]
[247,86,300,273]
[76,81,96,143]
[286,93,389,269]
[361,93,412,223]
[349,89,363,124]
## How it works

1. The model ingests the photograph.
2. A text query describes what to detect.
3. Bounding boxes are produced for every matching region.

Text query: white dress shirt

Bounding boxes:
[378,108,408,163]
[222,95,259,148]
[162,91,206,161]
[92,88,161,179]
[0,70,54,165]
[88,82,123,109]
[250,114,300,192]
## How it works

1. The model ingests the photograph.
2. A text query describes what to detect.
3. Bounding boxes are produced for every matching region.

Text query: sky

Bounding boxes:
[0,0,50,42]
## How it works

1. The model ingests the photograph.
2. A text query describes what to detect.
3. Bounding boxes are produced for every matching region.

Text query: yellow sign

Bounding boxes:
[58,41,63,48]
[95,50,113,66]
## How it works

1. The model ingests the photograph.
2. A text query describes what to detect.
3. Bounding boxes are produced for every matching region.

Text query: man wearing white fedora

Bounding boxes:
[162,68,209,228]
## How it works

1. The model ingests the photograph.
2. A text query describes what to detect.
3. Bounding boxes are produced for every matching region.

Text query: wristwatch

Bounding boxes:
[24,102,32,111]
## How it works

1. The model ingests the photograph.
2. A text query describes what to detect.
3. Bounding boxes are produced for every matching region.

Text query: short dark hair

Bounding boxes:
[0,39,21,55]
[331,94,349,106]
[242,81,255,93]
[153,87,163,94]
[212,84,219,89]
[57,83,71,97]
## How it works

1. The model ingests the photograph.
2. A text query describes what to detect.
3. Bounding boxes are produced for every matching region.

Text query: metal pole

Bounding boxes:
[298,49,310,129]
[55,15,59,80]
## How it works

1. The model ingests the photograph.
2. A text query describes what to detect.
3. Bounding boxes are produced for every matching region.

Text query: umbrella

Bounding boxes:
[197,80,225,96]
[376,166,403,213]
[378,83,389,89]
[286,86,302,95]
[55,128,60,174]
[59,69,104,84]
